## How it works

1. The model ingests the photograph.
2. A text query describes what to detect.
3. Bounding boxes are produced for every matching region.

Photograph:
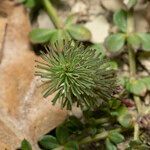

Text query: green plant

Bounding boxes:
[21,103,132,150]
[21,139,32,150]
[35,41,117,110]
[21,0,91,45]
[105,1,150,148]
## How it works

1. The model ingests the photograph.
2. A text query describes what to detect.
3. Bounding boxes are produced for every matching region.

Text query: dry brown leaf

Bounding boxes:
[0,1,67,150]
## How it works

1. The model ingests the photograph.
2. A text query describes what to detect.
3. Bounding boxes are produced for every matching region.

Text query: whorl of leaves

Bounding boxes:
[35,41,117,110]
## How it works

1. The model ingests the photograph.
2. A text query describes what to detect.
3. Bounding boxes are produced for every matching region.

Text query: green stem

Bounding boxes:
[42,0,63,28]
[95,117,111,124]
[127,10,135,34]
[128,46,136,77]
[127,10,136,77]
[79,128,122,145]
[133,96,142,140]
[127,9,141,141]
[134,122,139,140]
[134,95,142,114]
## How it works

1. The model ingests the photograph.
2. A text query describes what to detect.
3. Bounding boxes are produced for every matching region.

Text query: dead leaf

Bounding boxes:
[0,2,67,150]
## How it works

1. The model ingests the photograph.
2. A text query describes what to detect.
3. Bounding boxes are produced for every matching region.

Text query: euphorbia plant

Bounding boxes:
[35,40,117,110]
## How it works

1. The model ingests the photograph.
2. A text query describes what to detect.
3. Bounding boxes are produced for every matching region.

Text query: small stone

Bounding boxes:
[134,12,149,32]
[37,10,55,29]
[88,0,105,15]
[138,54,150,72]
[85,16,110,43]
[69,106,82,119]
[101,0,124,12]
[71,1,87,15]
[145,94,150,106]
[123,0,129,5]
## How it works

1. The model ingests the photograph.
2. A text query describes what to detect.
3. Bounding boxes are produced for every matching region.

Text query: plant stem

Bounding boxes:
[128,46,136,77]
[127,10,135,34]
[95,117,111,124]
[79,128,122,145]
[42,0,63,29]
[133,121,139,140]
[127,9,141,141]
[133,96,142,140]
[127,10,136,77]
[134,96,142,114]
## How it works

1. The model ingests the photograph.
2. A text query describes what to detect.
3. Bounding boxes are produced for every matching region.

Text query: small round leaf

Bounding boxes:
[105,33,125,52]
[116,106,132,128]
[127,34,141,49]
[140,77,150,91]
[137,33,150,51]
[105,138,117,150]
[38,135,59,149]
[118,113,132,128]
[126,79,147,96]
[64,141,79,150]
[29,28,56,44]
[67,24,91,41]
[113,9,127,32]
[21,139,32,150]
[56,125,70,144]
[109,132,124,144]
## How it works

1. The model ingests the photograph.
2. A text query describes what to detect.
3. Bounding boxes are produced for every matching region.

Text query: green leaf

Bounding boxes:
[21,139,32,150]
[140,77,150,90]
[24,0,36,8]
[29,28,56,44]
[109,99,121,109]
[105,33,125,52]
[67,24,91,41]
[105,138,117,150]
[127,0,137,8]
[118,113,132,128]
[126,79,147,96]
[127,34,141,49]
[64,141,79,150]
[137,33,150,51]
[117,106,132,128]
[56,125,70,144]
[117,106,128,115]
[119,76,129,87]
[38,135,59,149]
[109,131,124,144]
[113,9,127,32]
[66,116,83,132]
